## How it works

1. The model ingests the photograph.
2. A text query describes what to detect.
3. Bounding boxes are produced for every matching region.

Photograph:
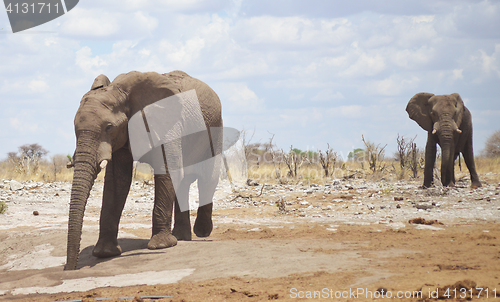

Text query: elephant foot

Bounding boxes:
[93,240,122,258]
[148,231,177,249]
[194,217,213,238]
[444,181,455,187]
[172,225,192,241]
[471,181,482,189]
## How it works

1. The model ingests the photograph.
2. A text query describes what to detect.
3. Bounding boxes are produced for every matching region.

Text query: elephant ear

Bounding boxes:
[451,93,464,128]
[406,92,435,132]
[90,74,111,90]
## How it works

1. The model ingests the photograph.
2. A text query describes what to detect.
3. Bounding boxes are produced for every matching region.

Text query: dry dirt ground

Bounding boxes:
[0,173,499,301]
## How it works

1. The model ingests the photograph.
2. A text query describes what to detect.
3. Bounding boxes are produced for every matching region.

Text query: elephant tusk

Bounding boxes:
[456,129,462,134]
[432,129,437,134]
[100,160,108,170]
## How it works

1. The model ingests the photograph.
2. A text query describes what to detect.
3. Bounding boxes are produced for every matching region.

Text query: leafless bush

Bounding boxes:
[396,134,425,179]
[51,154,68,181]
[267,134,282,180]
[318,144,337,177]
[241,128,257,161]
[361,135,387,173]
[282,146,305,178]
[409,143,424,178]
[483,130,500,158]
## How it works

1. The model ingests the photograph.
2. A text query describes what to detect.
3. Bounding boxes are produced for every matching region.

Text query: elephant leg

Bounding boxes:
[450,156,456,186]
[194,176,216,238]
[462,141,482,188]
[423,134,437,188]
[172,178,193,241]
[148,174,177,249]
[93,148,133,258]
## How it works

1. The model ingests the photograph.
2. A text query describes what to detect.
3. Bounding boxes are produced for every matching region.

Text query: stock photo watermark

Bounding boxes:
[128,89,241,212]
[3,0,78,33]
[290,286,498,299]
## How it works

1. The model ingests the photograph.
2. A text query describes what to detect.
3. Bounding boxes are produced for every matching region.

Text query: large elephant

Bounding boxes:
[65,70,222,270]
[406,92,481,188]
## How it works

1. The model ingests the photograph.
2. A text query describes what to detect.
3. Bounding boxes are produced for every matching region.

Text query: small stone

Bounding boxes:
[10,180,23,191]
[33,211,39,216]
[246,179,259,186]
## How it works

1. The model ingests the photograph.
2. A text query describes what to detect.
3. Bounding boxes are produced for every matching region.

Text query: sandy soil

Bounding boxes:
[0,174,499,301]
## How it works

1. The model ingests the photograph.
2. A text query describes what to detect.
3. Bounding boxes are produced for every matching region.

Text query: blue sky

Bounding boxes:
[1,0,499,161]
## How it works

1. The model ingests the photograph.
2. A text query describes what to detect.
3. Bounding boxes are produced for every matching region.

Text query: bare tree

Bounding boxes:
[483,130,500,158]
[8,143,48,175]
[318,144,337,177]
[241,127,256,161]
[267,133,282,180]
[361,135,387,173]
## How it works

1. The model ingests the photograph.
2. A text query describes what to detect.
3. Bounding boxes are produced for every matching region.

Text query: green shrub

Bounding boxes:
[0,201,7,214]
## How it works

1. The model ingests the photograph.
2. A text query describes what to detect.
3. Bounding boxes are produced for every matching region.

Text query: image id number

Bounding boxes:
[5,2,60,14]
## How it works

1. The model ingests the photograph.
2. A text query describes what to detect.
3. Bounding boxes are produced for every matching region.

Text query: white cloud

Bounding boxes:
[452,69,463,80]
[61,8,158,39]
[158,37,205,65]
[233,16,352,49]
[10,116,38,133]
[390,46,435,70]
[28,79,49,93]
[217,82,264,113]
[62,8,120,37]
[478,44,500,77]
[327,105,367,119]
[367,75,420,96]
[1,1,499,159]
[311,89,344,102]
[343,52,386,77]
[75,46,107,75]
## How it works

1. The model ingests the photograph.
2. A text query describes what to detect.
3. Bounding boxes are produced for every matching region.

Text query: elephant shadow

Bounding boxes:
[77,238,163,269]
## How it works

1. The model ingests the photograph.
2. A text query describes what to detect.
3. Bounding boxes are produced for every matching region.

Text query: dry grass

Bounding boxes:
[1,156,498,185]
[0,161,75,182]
[0,162,154,183]
[468,156,500,182]
[248,156,500,184]
[475,156,500,174]
[247,161,394,184]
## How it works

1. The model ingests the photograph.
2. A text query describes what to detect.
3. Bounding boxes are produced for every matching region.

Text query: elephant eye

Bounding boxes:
[105,123,113,132]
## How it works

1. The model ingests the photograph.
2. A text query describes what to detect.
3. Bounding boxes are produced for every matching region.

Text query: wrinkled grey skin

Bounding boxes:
[406,93,481,188]
[66,71,222,270]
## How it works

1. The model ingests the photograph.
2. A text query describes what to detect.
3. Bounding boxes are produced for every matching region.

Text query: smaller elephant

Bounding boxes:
[406,92,481,188]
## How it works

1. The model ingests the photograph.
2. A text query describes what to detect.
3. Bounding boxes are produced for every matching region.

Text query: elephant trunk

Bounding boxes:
[438,124,456,187]
[434,116,461,187]
[65,133,100,270]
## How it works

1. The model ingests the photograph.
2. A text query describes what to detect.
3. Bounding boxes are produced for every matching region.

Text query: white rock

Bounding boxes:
[10,180,24,191]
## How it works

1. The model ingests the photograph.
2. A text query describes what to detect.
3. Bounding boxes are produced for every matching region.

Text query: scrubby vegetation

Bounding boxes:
[1,131,499,185]
[0,200,7,214]
[0,143,153,183]
[245,133,500,184]
[483,130,500,158]
[1,143,71,182]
